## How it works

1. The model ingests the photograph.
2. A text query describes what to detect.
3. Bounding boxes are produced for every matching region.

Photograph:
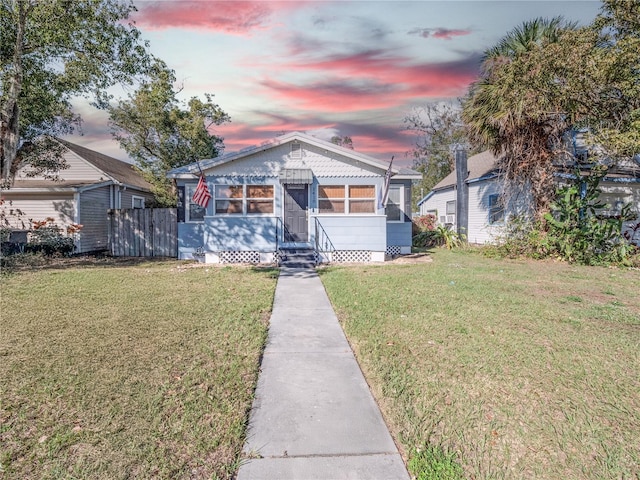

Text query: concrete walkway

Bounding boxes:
[237,267,410,480]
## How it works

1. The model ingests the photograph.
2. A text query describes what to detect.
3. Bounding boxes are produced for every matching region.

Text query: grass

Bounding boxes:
[319,249,640,480]
[0,259,278,479]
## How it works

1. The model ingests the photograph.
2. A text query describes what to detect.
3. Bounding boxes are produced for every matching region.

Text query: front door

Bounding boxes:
[283,184,309,242]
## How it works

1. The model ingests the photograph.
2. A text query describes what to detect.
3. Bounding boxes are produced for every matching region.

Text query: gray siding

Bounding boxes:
[78,186,111,252]
[120,188,155,209]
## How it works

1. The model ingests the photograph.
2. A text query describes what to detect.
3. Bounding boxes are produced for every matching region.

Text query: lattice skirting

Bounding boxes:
[386,245,402,256]
[332,250,372,263]
[218,251,261,264]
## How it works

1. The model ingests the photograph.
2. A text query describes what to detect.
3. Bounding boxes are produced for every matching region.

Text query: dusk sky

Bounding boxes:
[63,0,603,168]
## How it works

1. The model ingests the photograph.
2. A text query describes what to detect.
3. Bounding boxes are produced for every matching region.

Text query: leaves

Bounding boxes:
[1,0,154,183]
[108,62,230,206]
[461,4,640,218]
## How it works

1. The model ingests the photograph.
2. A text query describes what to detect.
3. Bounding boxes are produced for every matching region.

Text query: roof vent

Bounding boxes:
[291,142,301,159]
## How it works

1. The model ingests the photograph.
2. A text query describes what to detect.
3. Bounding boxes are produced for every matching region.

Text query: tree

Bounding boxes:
[0,0,153,187]
[108,62,231,206]
[404,102,469,204]
[330,135,354,149]
[462,5,640,219]
[461,17,577,217]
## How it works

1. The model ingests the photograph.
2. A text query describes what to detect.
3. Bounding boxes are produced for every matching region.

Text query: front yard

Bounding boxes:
[0,261,278,479]
[2,250,638,479]
[319,249,640,479]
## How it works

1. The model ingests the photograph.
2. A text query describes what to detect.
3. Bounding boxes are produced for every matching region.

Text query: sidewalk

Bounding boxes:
[236,267,410,480]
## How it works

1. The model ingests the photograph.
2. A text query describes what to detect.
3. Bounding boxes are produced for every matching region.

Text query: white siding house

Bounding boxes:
[168,132,422,263]
[2,139,154,253]
[418,150,640,245]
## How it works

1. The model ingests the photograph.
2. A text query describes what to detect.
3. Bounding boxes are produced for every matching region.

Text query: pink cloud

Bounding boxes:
[257,51,480,113]
[133,1,295,34]
[260,78,405,112]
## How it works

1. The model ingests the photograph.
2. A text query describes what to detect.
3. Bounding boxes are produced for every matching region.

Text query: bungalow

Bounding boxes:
[1,139,155,253]
[167,132,422,264]
[418,150,640,245]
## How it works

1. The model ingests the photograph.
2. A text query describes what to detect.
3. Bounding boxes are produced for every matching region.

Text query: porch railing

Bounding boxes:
[314,216,335,258]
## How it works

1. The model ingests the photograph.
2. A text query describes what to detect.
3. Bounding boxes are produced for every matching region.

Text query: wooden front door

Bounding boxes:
[283,184,309,242]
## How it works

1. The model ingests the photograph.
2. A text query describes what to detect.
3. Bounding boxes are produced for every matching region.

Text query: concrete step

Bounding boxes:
[279,249,316,268]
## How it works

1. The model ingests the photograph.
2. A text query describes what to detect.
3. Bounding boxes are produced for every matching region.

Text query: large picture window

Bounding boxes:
[318,185,375,214]
[215,185,274,215]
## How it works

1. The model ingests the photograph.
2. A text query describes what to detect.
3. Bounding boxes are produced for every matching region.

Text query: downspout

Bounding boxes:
[454,145,469,239]
[73,189,81,253]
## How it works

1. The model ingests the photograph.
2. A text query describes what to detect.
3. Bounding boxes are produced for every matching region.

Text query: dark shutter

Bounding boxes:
[177,186,185,222]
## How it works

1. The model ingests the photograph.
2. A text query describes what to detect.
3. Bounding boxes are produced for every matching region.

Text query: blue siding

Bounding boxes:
[387,222,412,247]
[312,215,386,250]
[204,217,277,251]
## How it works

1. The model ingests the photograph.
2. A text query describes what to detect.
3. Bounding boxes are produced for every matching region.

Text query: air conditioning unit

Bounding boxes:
[446,215,455,224]
[439,216,447,224]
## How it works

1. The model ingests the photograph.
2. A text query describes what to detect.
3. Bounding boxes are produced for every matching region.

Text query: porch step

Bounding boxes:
[278,248,316,268]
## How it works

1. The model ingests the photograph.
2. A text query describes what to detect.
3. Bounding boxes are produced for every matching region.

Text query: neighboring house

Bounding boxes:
[418,149,640,245]
[2,138,155,253]
[167,131,422,263]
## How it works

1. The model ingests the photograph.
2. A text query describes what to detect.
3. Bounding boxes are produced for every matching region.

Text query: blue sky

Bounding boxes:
[64,0,603,167]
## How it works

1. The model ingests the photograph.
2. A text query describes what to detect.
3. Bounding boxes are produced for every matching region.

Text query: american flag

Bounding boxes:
[192,175,212,208]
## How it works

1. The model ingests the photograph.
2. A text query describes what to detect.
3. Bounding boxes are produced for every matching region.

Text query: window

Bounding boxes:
[186,184,207,222]
[446,200,456,215]
[132,196,145,209]
[215,185,274,215]
[386,185,403,222]
[488,194,505,224]
[318,185,375,214]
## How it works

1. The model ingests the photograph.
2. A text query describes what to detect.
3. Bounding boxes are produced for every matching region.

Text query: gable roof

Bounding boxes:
[432,150,500,191]
[56,139,152,191]
[167,131,421,180]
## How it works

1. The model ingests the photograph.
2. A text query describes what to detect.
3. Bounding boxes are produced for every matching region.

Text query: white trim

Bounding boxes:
[213,184,275,216]
[385,184,404,223]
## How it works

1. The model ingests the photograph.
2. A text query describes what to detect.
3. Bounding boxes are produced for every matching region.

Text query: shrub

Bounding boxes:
[414,224,465,249]
[488,168,639,266]
[23,218,82,257]
[413,214,437,234]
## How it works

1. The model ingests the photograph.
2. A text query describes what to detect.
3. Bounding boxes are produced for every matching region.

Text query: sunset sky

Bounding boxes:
[64,0,603,168]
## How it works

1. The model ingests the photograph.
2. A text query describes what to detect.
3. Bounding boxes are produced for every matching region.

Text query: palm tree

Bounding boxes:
[462,17,577,217]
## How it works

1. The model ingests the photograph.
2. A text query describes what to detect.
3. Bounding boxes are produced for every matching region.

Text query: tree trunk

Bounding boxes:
[0,1,27,186]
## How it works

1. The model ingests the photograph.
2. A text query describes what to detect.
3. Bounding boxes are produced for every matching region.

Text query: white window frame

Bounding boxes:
[318,184,376,215]
[386,185,404,223]
[185,183,207,223]
[213,184,275,216]
[132,195,145,209]
[446,200,456,215]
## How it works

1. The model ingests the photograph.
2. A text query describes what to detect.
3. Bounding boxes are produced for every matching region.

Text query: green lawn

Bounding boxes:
[319,249,640,480]
[0,261,278,479]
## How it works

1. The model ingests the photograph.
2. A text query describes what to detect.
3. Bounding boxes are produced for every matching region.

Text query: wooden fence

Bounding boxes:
[108,208,177,257]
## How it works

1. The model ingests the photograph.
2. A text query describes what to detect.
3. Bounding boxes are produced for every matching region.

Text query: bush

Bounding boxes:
[27,219,80,256]
[414,224,465,249]
[413,214,437,235]
[488,168,639,266]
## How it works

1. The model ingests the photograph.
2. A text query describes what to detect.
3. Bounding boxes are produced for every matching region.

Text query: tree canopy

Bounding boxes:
[108,62,231,206]
[0,0,153,186]
[462,1,640,217]
[404,102,469,204]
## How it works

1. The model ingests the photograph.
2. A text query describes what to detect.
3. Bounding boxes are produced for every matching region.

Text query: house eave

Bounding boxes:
[167,132,415,178]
